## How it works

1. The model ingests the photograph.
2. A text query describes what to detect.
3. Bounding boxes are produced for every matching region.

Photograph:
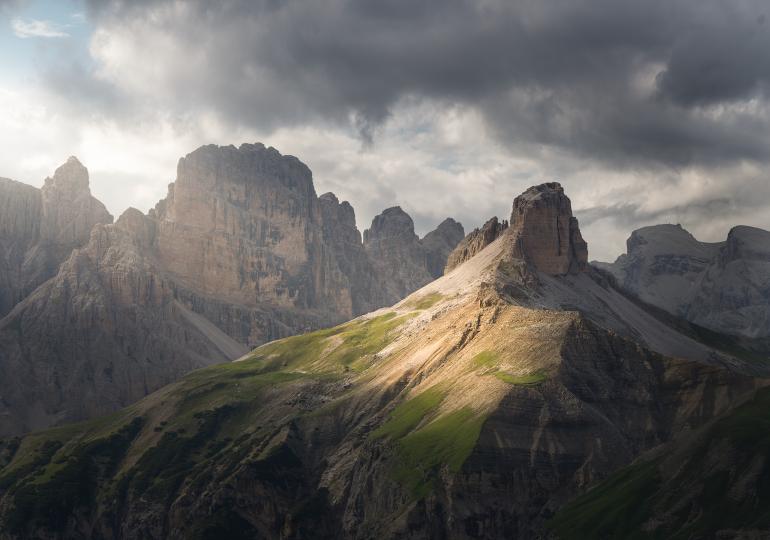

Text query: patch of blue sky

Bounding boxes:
[0,0,92,85]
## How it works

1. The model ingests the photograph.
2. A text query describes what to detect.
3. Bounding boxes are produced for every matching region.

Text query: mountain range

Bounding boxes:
[0,144,463,437]
[0,146,769,539]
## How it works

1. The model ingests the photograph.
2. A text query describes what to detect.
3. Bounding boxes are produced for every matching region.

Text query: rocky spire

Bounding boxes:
[363,206,419,245]
[45,156,90,194]
[40,156,112,247]
[508,182,587,275]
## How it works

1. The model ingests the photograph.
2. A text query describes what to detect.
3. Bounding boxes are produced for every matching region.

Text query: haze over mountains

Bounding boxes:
[0,143,464,437]
[596,223,770,338]
[0,143,769,539]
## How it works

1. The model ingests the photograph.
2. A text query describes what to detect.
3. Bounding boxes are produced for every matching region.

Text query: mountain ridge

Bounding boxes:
[0,181,764,539]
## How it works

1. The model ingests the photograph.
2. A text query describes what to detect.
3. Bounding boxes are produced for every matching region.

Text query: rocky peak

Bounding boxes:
[445,216,508,272]
[43,156,90,196]
[723,226,770,263]
[39,157,112,247]
[422,218,466,278]
[318,192,356,230]
[432,217,464,239]
[162,143,317,228]
[508,182,587,275]
[363,206,418,245]
[625,224,707,258]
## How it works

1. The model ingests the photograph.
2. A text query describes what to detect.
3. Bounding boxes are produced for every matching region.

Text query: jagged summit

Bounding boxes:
[44,155,91,194]
[507,181,588,275]
[363,206,417,243]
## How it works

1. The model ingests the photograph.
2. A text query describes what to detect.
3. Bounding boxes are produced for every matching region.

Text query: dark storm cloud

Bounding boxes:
[74,0,770,169]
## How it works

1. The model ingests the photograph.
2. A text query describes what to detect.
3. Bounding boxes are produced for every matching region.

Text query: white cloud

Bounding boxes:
[11,18,69,39]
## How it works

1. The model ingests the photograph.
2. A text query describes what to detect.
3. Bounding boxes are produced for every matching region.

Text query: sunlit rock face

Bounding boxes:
[508,182,588,275]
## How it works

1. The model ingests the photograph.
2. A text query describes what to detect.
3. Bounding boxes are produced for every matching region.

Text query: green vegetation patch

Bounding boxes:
[242,311,412,375]
[328,312,415,372]
[494,369,548,385]
[471,350,548,386]
[404,292,444,311]
[119,406,237,504]
[395,407,486,498]
[471,350,499,369]
[0,439,62,491]
[371,386,446,440]
[371,386,486,498]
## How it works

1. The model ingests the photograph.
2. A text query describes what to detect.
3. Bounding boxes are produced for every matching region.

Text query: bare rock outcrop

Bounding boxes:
[421,217,465,278]
[0,158,112,316]
[318,192,379,315]
[507,182,588,275]
[445,216,508,272]
[363,207,463,304]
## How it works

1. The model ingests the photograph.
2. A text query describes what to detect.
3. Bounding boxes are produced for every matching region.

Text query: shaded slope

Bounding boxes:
[550,385,770,539]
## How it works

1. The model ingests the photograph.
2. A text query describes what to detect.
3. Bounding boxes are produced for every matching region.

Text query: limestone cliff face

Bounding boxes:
[507,182,587,275]
[0,158,112,316]
[596,223,770,337]
[445,216,508,272]
[152,144,347,316]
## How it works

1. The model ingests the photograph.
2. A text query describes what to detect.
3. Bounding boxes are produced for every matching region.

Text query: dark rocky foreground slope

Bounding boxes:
[0,144,462,436]
[0,182,765,539]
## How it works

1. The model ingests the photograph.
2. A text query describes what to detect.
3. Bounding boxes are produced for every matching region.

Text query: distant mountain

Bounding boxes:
[363,208,465,302]
[595,223,770,338]
[0,182,762,539]
[0,158,112,317]
[0,144,463,436]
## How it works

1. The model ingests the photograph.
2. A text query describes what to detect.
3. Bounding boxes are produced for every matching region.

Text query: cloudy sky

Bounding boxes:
[1,0,769,261]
